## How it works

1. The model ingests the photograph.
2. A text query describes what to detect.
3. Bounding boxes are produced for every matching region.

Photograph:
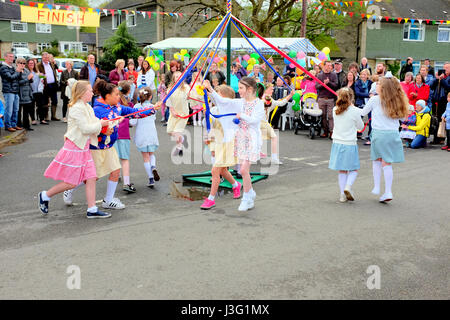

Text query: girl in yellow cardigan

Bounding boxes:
[38,81,112,218]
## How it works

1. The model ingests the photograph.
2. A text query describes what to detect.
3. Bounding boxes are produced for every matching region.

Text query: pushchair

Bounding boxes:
[294,93,322,139]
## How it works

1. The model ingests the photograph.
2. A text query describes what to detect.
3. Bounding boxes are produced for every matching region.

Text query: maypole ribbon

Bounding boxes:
[231,19,292,92]
[232,15,337,97]
[163,12,232,105]
[110,105,156,121]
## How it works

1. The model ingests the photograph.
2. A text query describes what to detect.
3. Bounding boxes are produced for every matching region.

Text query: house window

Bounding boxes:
[36,23,51,33]
[82,44,88,53]
[12,42,29,49]
[59,42,83,53]
[11,21,28,32]
[435,61,446,74]
[112,13,122,29]
[37,43,51,52]
[437,25,450,42]
[403,23,425,41]
[126,12,136,27]
[401,60,421,75]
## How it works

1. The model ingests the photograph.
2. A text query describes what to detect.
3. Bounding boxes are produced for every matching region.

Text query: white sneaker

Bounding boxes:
[344,185,354,201]
[271,158,283,165]
[63,190,73,206]
[339,194,348,203]
[371,187,380,195]
[238,198,254,211]
[379,193,393,203]
[102,197,125,210]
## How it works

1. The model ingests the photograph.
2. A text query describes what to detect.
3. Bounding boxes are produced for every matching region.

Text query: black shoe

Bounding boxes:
[152,167,160,181]
[26,127,34,131]
[123,183,137,193]
[179,149,183,156]
[51,117,61,121]
[40,121,49,125]
[86,209,111,219]
[38,192,49,215]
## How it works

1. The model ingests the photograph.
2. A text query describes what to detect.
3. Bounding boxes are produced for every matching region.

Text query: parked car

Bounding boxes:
[53,58,86,82]
[12,47,40,62]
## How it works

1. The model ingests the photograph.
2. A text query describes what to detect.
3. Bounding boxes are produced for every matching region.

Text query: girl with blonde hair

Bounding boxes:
[360,76,409,203]
[38,81,111,218]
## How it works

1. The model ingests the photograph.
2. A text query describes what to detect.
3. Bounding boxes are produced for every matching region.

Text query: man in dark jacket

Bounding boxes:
[37,52,59,121]
[0,52,23,132]
[400,57,414,81]
[316,61,338,138]
[334,59,347,89]
[80,54,103,87]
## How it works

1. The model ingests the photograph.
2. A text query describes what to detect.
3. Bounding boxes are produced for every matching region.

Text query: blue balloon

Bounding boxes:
[233,118,240,125]
[284,58,290,65]
[158,50,163,56]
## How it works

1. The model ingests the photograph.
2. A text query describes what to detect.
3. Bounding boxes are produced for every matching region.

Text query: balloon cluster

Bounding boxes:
[146,50,164,72]
[316,47,331,63]
[284,51,307,70]
[242,53,261,71]
[174,49,191,61]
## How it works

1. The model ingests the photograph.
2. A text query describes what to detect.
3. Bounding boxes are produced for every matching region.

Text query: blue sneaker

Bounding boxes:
[148,177,155,188]
[38,192,49,215]
[86,209,112,219]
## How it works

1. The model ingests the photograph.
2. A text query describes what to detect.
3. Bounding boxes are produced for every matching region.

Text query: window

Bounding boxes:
[401,60,421,75]
[82,44,88,53]
[437,25,450,42]
[435,61,446,73]
[403,23,425,41]
[37,43,51,52]
[59,42,83,53]
[12,42,29,49]
[126,12,136,27]
[36,23,51,33]
[112,13,122,29]
[11,21,27,32]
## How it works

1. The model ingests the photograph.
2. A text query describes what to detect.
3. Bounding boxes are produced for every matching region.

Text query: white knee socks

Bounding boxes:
[105,180,118,203]
[383,165,393,195]
[150,154,156,168]
[338,173,347,194]
[144,161,153,178]
[346,171,358,187]
[372,161,382,194]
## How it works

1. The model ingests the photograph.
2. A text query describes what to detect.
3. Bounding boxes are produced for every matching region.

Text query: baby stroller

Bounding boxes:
[294,93,322,139]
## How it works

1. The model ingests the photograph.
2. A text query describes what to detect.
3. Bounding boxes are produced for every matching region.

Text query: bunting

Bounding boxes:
[1,0,212,19]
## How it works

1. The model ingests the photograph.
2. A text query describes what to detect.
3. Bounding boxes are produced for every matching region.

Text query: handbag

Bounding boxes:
[437,120,446,138]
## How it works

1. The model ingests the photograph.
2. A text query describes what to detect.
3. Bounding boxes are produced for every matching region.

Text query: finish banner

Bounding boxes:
[20,5,100,27]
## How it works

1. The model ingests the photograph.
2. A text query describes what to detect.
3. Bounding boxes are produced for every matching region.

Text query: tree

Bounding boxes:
[99,22,142,72]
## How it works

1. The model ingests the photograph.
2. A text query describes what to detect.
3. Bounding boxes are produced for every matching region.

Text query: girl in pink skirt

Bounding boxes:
[38,81,112,219]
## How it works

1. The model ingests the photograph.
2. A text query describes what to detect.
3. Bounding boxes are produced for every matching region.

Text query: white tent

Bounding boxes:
[146,37,319,55]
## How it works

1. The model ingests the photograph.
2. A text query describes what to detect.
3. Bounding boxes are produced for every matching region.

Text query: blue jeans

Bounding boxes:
[4,93,19,128]
[410,135,427,149]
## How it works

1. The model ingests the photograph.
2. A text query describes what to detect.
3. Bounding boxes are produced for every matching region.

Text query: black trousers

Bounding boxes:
[62,97,69,118]
[33,92,47,121]
[18,103,34,129]
[44,83,58,107]
[447,129,450,147]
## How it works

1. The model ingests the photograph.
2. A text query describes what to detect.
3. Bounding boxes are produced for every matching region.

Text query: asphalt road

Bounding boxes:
[0,107,449,299]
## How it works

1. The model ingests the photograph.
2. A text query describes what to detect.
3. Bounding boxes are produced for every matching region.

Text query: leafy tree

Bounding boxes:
[99,22,142,72]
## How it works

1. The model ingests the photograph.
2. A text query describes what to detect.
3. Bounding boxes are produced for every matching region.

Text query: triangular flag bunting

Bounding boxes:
[103,9,108,16]
[29,2,35,6]
[418,19,423,24]
[142,11,146,18]
[385,16,390,21]
[397,18,403,23]
[147,11,152,18]
[88,8,93,13]
[38,3,44,8]
[109,9,115,15]
[55,5,60,10]
[404,18,409,23]
[378,16,383,21]
[410,19,415,24]
[349,12,354,17]
[361,13,365,18]
[364,1,368,6]
[426,19,430,24]
[47,4,52,10]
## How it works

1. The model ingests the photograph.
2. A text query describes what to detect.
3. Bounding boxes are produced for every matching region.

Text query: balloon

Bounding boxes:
[173,53,179,60]
[145,57,154,65]
[242,61,248,68]
[289,63,295,68]
[318,52,327,61]
[322,47,330,55]
[289,50,297,58]
[247,65,253,71]
[180,49,188,55]
[243,54,250,61]
[250,53,259,60]
[213,56,220,63]
[184,53,190,59]
[222,56,227,61]
[284,58,291,65]
[297,51,306,59]
[158,50,163,56]
[299,59,307,68]
[326,53,330,61]
[292,92,301,103]
[195,85,205,96]
[233,118,240,124]
[292,102,300,112]
[248,58,256,65]
[152,63,160,71]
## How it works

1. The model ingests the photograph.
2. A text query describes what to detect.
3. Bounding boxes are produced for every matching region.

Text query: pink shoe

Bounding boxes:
[232,182,242,199]
[200,198,215,210]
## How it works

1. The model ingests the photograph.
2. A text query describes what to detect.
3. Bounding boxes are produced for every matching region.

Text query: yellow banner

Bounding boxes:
[20,5,100,27]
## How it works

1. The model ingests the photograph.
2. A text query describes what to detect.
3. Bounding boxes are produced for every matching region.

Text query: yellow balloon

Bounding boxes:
[196,85,205,96]
[322,47,330,55]
[152,63,160,71]
[247,65,253,71]
[180,49,188,55]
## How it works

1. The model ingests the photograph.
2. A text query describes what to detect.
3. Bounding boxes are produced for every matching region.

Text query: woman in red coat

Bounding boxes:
[108,59,127,85]
[125,61,138,85]
[409,74,430,106]
[400,72,414,98]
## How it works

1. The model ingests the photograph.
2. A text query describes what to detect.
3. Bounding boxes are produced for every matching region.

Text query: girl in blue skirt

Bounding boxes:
[360,76,409,203]
[329,88,365,203]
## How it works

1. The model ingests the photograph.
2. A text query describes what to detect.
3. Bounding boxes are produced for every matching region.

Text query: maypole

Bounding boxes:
[226,0,232,85]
